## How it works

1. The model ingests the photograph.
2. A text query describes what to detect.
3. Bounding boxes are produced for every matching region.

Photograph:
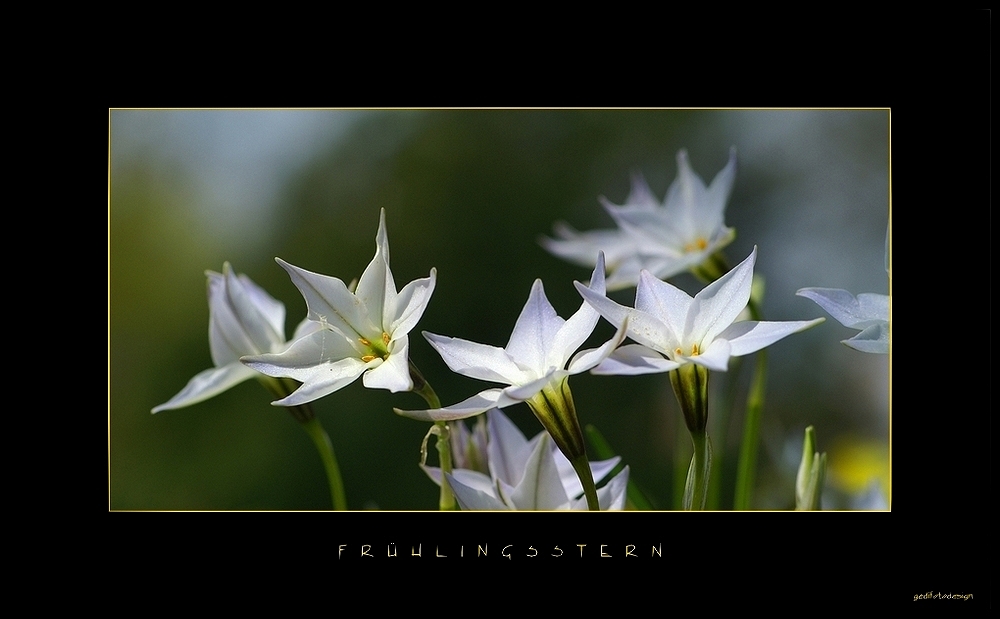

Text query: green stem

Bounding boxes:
[733,350,768,510]
[258,376,347,510]
[673,416,687,510]
[570,455,601,511]
[301,416,348,510]
[684,430,712,511]
[409,361,457,511]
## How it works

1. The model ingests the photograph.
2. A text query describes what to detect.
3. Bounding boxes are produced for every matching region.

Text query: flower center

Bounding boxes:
[674,343,700,357]
[359,332,392,362]
[684,237,708,253]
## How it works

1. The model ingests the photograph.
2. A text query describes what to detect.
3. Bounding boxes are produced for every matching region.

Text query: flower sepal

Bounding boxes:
[525,377,586,464]
[525,377,601,510]
[669,362,710,435]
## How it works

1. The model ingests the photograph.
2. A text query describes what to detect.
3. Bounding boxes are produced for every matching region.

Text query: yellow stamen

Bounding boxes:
[676,344,700,357]
[361,355,377,363]
[684,237,709,253]
[359,337,371,347]
[382,332,391,346]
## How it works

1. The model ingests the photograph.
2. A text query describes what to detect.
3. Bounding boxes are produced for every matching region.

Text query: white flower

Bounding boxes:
[795,288,889,354]
[394,253,626,422]
[542,148,738,290]
[152,263,312,413]
[576,247,823,376]
[242,209,436,406]
[426,409,629,510]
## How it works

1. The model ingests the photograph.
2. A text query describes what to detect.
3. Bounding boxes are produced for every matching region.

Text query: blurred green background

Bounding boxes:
[109,109,889,510]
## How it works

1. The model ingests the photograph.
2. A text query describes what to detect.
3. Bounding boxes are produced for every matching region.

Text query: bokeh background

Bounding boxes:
[109,109,890,511]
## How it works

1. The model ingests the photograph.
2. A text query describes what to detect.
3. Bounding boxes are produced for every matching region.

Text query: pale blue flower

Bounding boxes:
[152,263,314,413]
[426,409,629,510]
[543,148,737,290]
[242,209,437,405]
[795,288,889,354]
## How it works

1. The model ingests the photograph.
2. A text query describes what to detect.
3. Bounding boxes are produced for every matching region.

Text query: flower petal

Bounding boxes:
[566,315,630,374]
[843,322,889,354]
[394,388,519,422]
[625,172,661,210]
[389,269,437,337]
[700,146,738,231]
[423,332,527,385]
[151,363,256,413]
[796,288,888,329]
[548,253,606,370]
[487,408,533,486]
[598,466,630,510]
[276,258,379,342]
[575,281,674,354]
[687,247,756,345]
[604,206,686,253]
[241,330,369,405]
[269,360,369,406]
[229,267,286,351]
[355,209,395,333]
[635,270,690,346]
[502,372,561,401]
[590,344,680,375]
[506,432,570,510]
[540,223,634,269]
[242,328,359,375]
[664,149,709,237]
[445,472,509,510]
[720,318,825,357]
[207,270,257,365]
[505,279,564,372]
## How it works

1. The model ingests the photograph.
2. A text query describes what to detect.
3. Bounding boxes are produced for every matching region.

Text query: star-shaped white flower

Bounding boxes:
[576,247,823,375]
[395,253,627,422]
[426,409,629,510]
[242,209,436,406]
[152,263,313,413]
[795,288,889,354]
[542,148,738,290]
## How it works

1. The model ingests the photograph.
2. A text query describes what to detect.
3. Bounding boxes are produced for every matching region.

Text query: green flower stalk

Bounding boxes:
[409,361,456,510]
[795,426,827,511]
